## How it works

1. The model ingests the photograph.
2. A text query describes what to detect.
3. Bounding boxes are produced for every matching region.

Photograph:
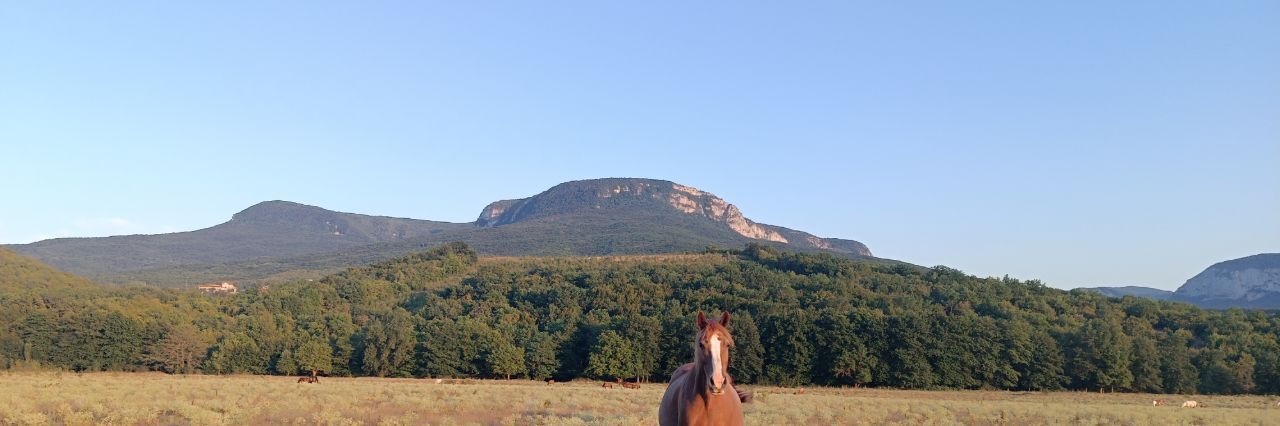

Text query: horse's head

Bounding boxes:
[694,311,735,396]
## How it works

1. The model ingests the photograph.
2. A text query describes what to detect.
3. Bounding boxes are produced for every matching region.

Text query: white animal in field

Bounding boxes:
[1181,400,1199,408]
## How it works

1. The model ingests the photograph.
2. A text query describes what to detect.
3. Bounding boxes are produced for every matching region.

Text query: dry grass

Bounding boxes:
[1,372,1276,425]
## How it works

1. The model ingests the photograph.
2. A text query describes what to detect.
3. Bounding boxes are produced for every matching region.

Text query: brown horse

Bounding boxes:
[659,312,744,426]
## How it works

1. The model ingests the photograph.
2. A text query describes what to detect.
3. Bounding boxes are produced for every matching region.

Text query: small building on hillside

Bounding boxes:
[196,281,237,294]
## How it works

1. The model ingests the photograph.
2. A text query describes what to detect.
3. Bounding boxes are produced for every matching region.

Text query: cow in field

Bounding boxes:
[1181,400,1199,408]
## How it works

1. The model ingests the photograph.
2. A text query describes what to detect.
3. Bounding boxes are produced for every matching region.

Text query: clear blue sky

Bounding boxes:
[2,2,1277,290]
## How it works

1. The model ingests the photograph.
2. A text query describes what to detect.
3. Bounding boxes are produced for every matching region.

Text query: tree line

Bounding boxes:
[1,242,1278,395]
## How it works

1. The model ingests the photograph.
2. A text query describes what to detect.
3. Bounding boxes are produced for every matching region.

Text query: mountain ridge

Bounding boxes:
[7,178,875,286]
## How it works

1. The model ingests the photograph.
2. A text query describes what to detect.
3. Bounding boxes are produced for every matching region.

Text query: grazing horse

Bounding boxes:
[1181,400,1199,408]
[659,312,745,426]
[1152,399,1165,406]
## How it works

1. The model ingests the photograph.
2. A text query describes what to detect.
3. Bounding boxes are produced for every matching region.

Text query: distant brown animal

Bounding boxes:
[545,379,556,385]
[602,382,614,389]
[622,382,641,389]
[296,376,318,384]
[1153,399,1165,406]
[1181,400,1199,408]
[659,311,745,426]
[795,388,806,395]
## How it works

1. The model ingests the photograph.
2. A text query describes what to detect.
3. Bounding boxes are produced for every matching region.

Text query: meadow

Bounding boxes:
[1,372,1275,425]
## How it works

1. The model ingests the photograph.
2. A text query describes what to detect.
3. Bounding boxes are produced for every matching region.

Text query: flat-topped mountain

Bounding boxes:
[474,178,870,255]
[7,178,874,286]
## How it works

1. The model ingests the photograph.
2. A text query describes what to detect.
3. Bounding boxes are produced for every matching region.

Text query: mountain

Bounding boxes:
[0,247,100,296]
[1172,254,1280,309]
[7,178,874,287]
[1077,286,1174,301]
[9,201,467,279]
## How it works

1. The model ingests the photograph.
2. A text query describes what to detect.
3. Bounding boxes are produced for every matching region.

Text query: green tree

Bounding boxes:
[487,340,525,379]
[360,308,417,377]
[727,312,765,384]
[1068,318,1133,392]
[207,333,267,374]
[1196,349,1233,394]
[1232,353,1256,394]
[887,314,934,389]
[1020,331,1067,391]
[17,313,56,362]
[587,331,640,381]
[1128,333,1162,393]
[762,312,815,386]
[523,332,560,380]
[144,324,209,374]
[417,318,495,377]
[1158,330,1199,394]
[293,337,333,376]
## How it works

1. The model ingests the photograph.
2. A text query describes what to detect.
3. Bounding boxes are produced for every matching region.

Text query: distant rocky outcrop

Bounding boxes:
[472,179,869,256]
[1172,254,1280,309]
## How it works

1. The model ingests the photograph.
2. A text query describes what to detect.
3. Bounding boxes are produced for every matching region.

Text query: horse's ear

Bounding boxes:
[696,312,707,330]
[720,312,730,328]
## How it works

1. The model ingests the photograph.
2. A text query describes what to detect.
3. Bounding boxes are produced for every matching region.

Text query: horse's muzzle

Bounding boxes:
[709,378,725,395]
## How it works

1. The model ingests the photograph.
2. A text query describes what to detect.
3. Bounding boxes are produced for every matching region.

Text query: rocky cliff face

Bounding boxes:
[1174,254,1280,306]
[473,178,869,255]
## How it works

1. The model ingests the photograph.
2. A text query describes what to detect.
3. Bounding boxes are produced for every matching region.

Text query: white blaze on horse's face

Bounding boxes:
[709,334,725,394]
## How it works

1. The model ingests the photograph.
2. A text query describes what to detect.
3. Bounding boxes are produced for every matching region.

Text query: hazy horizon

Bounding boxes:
[3,2,1277,291]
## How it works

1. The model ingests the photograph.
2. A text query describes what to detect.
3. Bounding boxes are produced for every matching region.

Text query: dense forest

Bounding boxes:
[2,243,1278,395]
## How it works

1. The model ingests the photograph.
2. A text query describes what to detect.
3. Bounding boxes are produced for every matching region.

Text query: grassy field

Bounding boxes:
[0,372,1276,425]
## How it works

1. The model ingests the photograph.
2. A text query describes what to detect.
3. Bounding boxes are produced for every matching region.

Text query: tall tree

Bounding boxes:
[1068,318,1133,392]
[727,312,765,384]
[1020,331,1067,391]
[144,324,209,374]
[207,333,267,374]
[1158,330,1199,394]
[487,340,525,380]
[360,308,417,377]
[587,331,641,381]
[523,332,560,380]
[293,337,333,376]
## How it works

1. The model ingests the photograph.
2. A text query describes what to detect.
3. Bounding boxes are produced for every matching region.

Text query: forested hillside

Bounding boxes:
[2,243,1278,395]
